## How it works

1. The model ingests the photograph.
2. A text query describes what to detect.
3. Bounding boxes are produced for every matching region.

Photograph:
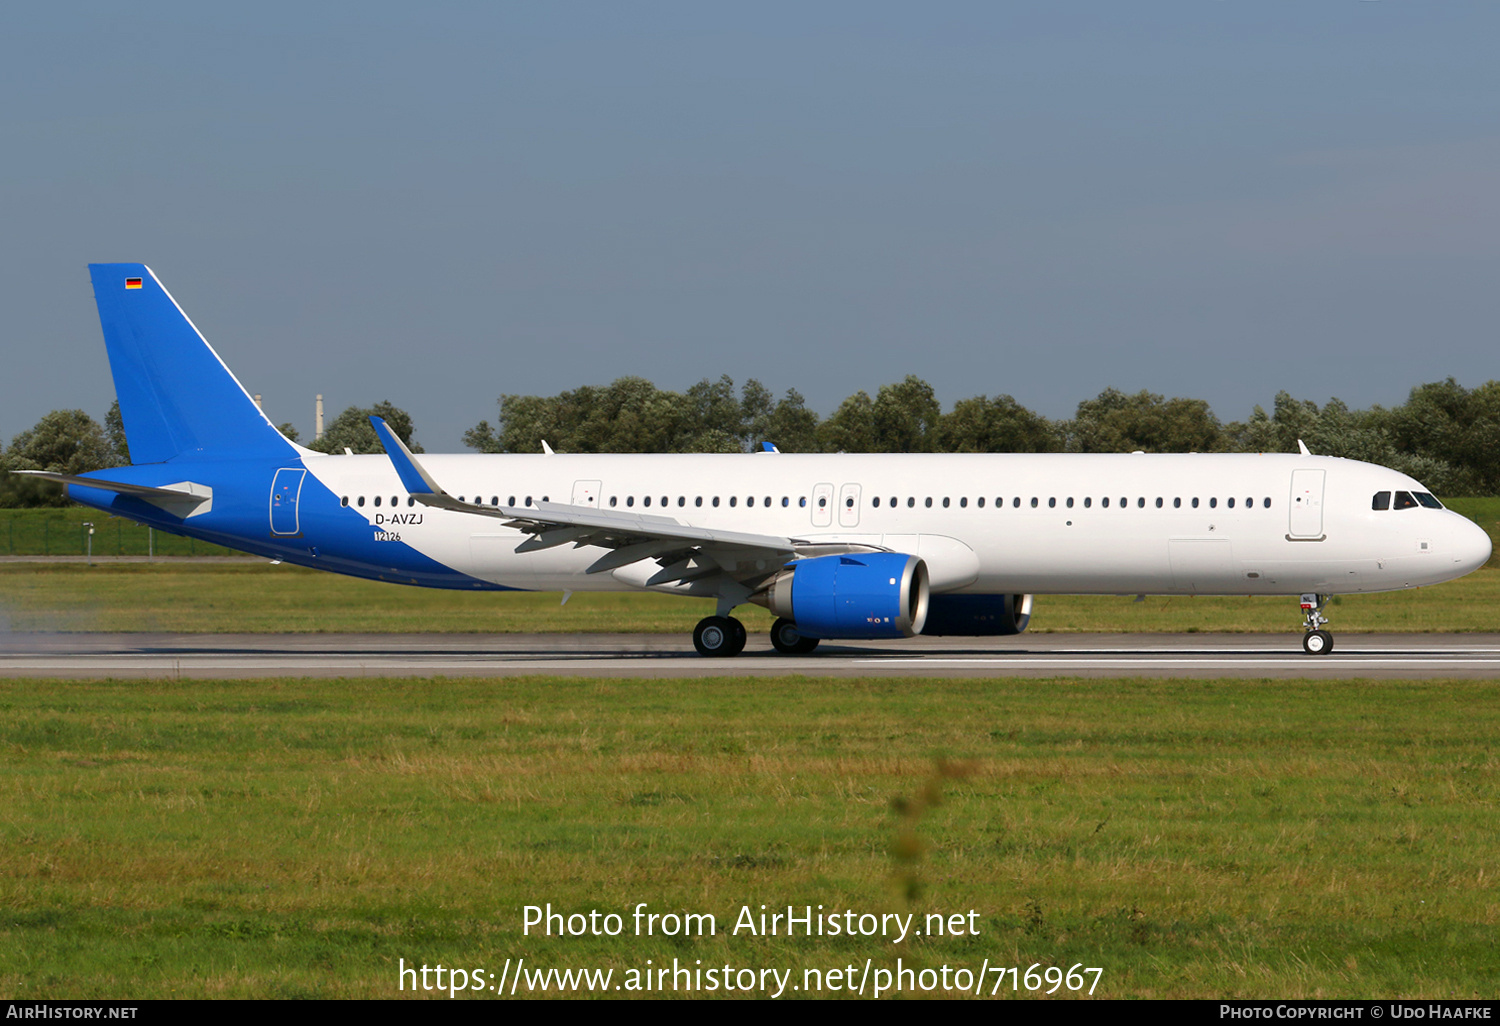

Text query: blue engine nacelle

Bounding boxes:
[762,553,930,639]
[920,593,1033,636]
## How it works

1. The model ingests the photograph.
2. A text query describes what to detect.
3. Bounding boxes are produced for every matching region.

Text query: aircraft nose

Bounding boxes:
[1451,515,1493,575]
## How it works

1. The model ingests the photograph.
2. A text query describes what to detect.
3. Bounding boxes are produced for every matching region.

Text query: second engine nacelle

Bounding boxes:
[759,553,930,639]
[920,593,1034,636]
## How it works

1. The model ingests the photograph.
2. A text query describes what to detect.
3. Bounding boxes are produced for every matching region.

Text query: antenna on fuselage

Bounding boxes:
[1297,439,1313,456]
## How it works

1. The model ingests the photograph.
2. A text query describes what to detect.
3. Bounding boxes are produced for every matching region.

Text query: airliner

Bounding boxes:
[17,264,1492,657]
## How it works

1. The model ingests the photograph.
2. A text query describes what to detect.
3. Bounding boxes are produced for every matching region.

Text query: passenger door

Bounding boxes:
[1289,469,1325,539]
[269,468,306,536]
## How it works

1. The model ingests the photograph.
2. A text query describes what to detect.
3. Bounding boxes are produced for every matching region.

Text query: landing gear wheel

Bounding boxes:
[1302,630,1334,655]
[694,616,746,657]
[770,617,820,655]
[1297,594,1334,655]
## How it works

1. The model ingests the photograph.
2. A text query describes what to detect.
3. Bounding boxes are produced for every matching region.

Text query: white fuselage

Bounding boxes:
[301,451,1491,598]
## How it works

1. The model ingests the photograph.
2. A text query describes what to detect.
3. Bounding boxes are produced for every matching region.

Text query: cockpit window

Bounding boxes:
[1372,491,1391,511]
[1415,492,1443,509]
[1393,491,1418,510]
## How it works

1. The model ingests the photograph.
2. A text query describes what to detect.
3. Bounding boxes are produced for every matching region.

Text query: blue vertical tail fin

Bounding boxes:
[89,263,297,464]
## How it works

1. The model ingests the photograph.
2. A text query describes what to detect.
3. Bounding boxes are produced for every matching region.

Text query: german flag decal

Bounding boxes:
[125,277,143,289]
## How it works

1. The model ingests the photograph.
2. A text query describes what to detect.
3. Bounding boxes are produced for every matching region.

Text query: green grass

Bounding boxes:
[0,508,240,557]
[1,675,1497,998]
[1,562,1498,634]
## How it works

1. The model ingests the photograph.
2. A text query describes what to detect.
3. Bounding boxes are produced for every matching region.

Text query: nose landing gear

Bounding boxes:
[1300,593,1334,655]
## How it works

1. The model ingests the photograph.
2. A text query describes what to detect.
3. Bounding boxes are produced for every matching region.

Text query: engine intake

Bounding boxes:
[760,553,929,639]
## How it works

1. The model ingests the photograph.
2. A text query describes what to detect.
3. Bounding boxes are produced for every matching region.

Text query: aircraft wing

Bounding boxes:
[368,416,880,587]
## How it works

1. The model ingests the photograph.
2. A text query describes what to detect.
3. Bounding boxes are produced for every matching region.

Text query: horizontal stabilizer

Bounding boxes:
[13,471,212,517]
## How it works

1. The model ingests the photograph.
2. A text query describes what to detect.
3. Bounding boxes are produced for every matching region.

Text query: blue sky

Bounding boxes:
[3,2,1498,450]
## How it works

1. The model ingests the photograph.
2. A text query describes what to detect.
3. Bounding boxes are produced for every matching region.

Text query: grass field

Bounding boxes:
[2,562,1498,635]
[0,508,239,557]
[1,674,1496,999]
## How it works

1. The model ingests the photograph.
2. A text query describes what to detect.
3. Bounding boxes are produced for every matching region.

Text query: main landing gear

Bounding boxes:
[691,616,822,656]
[693,615,747,657]
[769,617,820,655]
[1300,593,1334,655]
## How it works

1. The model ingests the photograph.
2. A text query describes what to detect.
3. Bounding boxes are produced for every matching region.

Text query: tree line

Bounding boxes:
[3,377,1498,506]
[464,375,1500,496]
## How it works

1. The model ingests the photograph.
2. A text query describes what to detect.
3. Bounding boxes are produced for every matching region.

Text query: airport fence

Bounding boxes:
[0,509,242,557]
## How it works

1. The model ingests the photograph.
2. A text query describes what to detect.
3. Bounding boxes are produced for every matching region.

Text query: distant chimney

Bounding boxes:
[253,394,263,411]
[315,394,324,440]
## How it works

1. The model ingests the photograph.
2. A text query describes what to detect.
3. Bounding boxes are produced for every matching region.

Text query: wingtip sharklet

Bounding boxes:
[369,416,443,496]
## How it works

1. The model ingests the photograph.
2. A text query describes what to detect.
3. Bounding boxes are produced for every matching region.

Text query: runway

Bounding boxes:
[2,631,1499,679]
